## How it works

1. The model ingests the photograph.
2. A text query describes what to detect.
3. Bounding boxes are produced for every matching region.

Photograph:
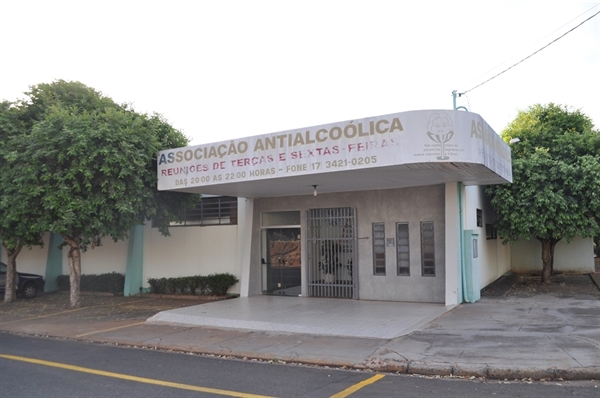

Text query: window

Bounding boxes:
[486,223,497,240]
[420,221,435,276]
[373,223,386,275]
[154,196,238,227]
[262,211,300,226]
[396,223,410,276]
[476,209,483,227]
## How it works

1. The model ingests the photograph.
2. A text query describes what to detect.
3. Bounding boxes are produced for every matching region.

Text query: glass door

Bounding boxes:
[261,228,301,296]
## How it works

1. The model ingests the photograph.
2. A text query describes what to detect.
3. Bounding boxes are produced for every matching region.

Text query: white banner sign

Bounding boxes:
[157,110,512,190]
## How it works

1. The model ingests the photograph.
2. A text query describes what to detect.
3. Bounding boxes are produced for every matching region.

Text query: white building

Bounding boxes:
[1,110,594,303]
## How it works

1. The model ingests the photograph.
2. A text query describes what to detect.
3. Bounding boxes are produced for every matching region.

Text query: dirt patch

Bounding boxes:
[2,274,598,323]
[482,273,600,299]
[0,291,229,323]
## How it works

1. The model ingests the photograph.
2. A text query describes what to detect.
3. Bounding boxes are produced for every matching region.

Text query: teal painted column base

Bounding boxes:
[124,225,144,296]
[462,230,481,303]
[44,234,64,292]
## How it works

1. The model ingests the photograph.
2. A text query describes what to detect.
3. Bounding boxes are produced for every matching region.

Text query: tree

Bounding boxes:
[486,103,600,282]
[0,101,45,302]
[2,80,198,307]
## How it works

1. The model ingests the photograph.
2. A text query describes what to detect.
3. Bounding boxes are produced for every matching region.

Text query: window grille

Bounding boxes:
[155,196,238,227]
[486,224,497,240]
[420,221,435,276]
[373,223,386,275]
[396,223,410,276]
[307,207,357,299]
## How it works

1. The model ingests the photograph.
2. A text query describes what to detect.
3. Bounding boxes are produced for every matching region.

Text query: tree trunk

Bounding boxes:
[538,238,559,283]
[61,234,82,308]
[3,243,23,303]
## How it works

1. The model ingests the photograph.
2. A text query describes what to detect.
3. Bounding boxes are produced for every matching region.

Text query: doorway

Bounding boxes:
[261,228,302,295]
[307,207,357,298]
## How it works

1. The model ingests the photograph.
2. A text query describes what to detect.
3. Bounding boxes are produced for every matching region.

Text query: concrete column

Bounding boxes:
[124,225,144,296]
[238,197,254,297]
[445,182,461,305]
[44,233,64,292]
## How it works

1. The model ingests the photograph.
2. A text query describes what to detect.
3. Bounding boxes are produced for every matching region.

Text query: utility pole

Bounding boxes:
[452,90,468,111]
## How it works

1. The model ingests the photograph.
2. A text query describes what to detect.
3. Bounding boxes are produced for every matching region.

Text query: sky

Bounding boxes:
[0,0,598,146]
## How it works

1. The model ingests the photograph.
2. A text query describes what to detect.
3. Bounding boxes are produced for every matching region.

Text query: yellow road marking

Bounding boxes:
[75,322,145,337]
[329,374,385,398]
[0,354,275,398]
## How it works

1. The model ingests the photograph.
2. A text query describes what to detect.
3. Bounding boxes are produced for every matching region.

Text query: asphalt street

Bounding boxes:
[1,334,598,398]
[1,272,599,384]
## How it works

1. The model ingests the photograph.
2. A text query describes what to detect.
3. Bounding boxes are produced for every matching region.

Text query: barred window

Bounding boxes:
[486,224,497,240]
[155,196,238,227]
[420,221,435,276]
[373,223,386,275]
[396,223,410,276]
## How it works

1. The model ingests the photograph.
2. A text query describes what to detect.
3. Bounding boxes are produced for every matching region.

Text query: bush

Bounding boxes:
[56,272,125,295]
[56,275,70,291]
[206,273,239,296]
[146,273,239,296]
[147,277,168,294]
[195,275,209,295]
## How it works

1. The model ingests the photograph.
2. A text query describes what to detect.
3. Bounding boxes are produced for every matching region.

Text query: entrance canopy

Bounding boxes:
[157,110,512,197]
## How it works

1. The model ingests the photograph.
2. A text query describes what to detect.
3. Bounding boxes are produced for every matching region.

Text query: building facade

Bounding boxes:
[2,110,594,304]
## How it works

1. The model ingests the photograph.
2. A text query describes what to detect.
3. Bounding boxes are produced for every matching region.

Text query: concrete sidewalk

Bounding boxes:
[143,293,599,380]
[146,296,453,339]
[1,279,599,381]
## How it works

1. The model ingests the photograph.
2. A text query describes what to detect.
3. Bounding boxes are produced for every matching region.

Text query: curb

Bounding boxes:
[137,294,233,301]
[368,359,600,381]
[3,328,598,381]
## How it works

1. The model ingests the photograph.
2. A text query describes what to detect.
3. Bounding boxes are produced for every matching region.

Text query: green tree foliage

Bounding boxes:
[0,80,198,306]
[486,103,600,282]
[0,101,45,302]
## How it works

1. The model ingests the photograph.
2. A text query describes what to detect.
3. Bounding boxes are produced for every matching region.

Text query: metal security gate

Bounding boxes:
[307,208,357,299]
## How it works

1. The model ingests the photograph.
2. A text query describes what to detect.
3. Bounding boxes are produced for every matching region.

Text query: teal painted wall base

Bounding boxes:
[44,234,64,292]
[124,225,144,296]
[462,230,481,303]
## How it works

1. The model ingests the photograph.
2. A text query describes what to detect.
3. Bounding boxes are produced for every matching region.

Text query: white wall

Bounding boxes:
[76,238,129,275]
[1,233,129,277]
[463,187,594,277]
[0,233,50,275]
[511,237,594,273]
[3,224,242,294]
[142,223,240,293]
[463,186,511,288]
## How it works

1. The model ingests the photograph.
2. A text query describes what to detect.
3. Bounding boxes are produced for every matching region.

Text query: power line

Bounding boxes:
[461,10,600,95]
[463,4,599,88]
